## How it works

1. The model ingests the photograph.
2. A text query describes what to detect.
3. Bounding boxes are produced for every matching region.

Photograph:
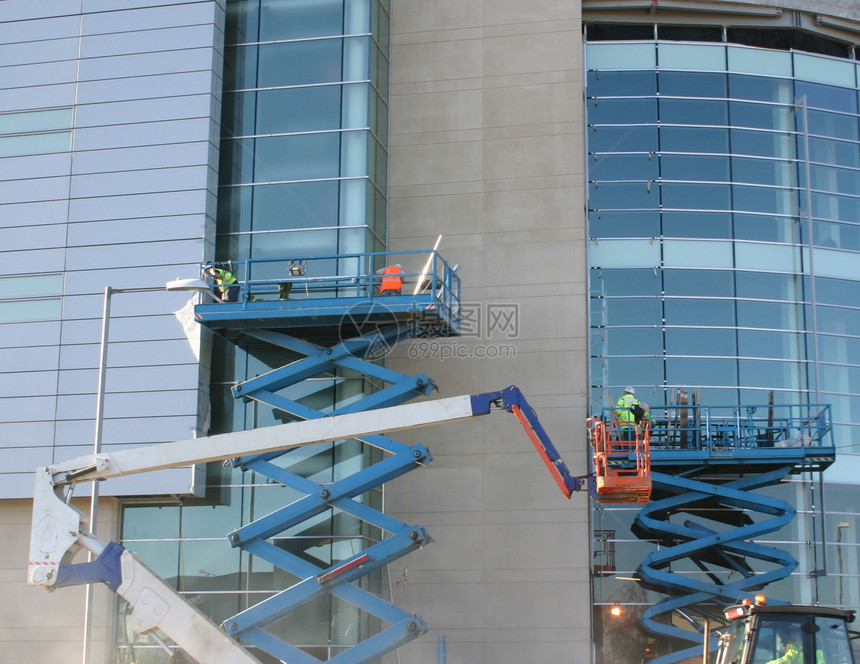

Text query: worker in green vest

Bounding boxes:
[615,387,649,440]
[205,262,239,302]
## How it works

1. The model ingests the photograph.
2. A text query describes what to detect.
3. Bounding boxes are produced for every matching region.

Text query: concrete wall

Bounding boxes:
[384,1,591,662]
[0,0,224,498]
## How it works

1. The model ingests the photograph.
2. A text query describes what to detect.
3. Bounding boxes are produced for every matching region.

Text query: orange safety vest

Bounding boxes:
[380,265,403,293]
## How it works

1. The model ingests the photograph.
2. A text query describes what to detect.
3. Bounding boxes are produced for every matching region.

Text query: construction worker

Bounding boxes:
[204,263,239,302]
[615,387,649,440]
[380,263,404,296]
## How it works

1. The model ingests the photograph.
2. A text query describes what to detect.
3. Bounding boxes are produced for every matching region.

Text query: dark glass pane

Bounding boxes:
[661,182,731,210]
[736,271,804,301]
[259,40,343,87]
[658,71,726,98]
[733,213,800,243]
[662,211,732,238]
[221,137,257,184]
[811,192,860,223]
[597,326,664,357]
[728,74,792,103]
[222,90,258,136]
[665,327,736,356]
[226,0,260,45]
[590,153,659,180]
[254,133,341,181]
[660,98,727,126]
[591,268,661,296]
[218,185,253,234]
[666,357,737,387]
[730,128,795,158]
[738,329,807,360]
[807,137,860,168]
[256,86,343,134]
[224,45,260,91]
[587,71,657,97]
[795,80,857,113]
[736,300,805,331]
[661,155,729,181]
[807,109,859,141]
[602,298,662,325]
[588,98,658,125]
[589,210,660,238]
[732,185,799,215]
[252,181,340,230]
[660,126,728,153]
[810,164,860,197]
[663,269,734,297]
[588,126,658,152]
[815,276,860,307]
[732,157,797,187]
[589,181,657,210]
[813,221,860,250]
[738,358,806,390]
[729,101,792,130]
[603,356,664,388]
[259,0,344,41]
[664,298,735,326]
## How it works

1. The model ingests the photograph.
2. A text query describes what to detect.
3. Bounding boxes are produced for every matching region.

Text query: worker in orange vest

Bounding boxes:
[380,264,404,295]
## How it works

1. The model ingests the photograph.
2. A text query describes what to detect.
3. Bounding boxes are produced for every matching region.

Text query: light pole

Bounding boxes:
[81,279,214,664]
[837,522,851,606]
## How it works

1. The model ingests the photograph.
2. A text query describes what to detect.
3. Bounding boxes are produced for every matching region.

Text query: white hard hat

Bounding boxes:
[624,386,635,395]
[394,264,401,268]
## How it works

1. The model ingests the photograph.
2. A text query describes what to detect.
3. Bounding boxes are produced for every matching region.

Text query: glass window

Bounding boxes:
[739,358,807,390]
[589,181,657,210]
[663,239,733,268]
[587,70,657,98]
[259,0,344,41]
[0,298,61,322]
[601,298,662,326]
[590,268,662,297]
[587,43,656,70]
[729,101,792,131]
[590,154,658,181]
[665,327,736,356]
[657,43,725,71]
[734,213,800,243]
[254,132,341,181]
[587,98,658,125]
[811,192,860,224]
[805,109,858,141]
[255,85,343,134]
[815,304,860,336]
[736,300,804,331]
[795,77,856,111]
[736,271,804,301]
[226,0,260,44]
[0,108,73,134]
[731,157,797,187]
[0,273,62,298]
[815,276,859,307]
[662,211,732,238]
[809,164,860,197]
[223,44,260,91]
[0,131,71,157]
[664,298,735,326]
[728,73,793,103]
[258,39,344,87]
[730,128,795,158]
[666,357,738,386]
[596,326,664,357]
[659,99,727,126]
[807,137,860,168]
[601,356,664,389]
[252,180,340,230]
[660,155,729,182]
[590,238,661,268]
[659,71,726,98]
[738,330,806,360]
[588,126,658,153]
[660,126,728,153]
[663,269,734,297]
[589,210,660,239]
[732,185,799,215]
[661,183,731,211]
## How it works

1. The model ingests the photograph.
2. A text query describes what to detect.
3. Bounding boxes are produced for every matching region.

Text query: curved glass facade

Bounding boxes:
[587,39,860,661]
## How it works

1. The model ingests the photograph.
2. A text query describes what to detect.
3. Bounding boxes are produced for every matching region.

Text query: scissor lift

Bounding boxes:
[190,251,461,662]
[593,401,837,664]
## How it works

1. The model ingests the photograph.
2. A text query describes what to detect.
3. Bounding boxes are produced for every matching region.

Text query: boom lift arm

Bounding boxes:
[29,386,581,664]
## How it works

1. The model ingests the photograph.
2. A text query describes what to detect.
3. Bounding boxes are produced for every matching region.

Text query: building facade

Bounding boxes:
[1,1,858,664]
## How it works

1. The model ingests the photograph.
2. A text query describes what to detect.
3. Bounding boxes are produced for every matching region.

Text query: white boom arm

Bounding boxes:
[27,394,479,663]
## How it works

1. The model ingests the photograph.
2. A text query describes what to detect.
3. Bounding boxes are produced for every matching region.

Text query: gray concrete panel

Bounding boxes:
[3,248,66,275]
[80,24,218,58]
[0,395,57,423]
[0,153,71,180]
[0,60,79,90]
[55,388,200,420]
[73,117,213,149]
[0,37,79,66]
[71,142,212,174]
[56,363,200,396]
[0,176,71,205]
[0,421,56,447]
[65,238,205,270]
[75,95,214,127]
[70,165,211,198]
[82,3,218,35]
[0,224,67,251]
[57,338,199,370]
[66,214,208,245]
[78,48,216,81]
[0,345,61,373]
[54,414,200,446]
[0,0,80,22]
[0,321,61,349]
[76,71,216,104]
[0,83,77,112]
[68,189,209,221]
[0,371,59,398]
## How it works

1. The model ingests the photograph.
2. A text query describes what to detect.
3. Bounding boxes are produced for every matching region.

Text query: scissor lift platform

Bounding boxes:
[194,251,460,344]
